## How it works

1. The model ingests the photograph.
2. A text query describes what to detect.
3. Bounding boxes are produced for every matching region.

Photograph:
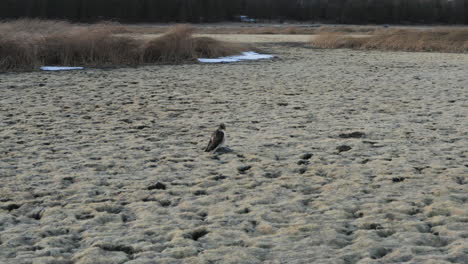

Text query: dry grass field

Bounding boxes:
[311,29,468,53]
[1,21,468,264]
[0,20,251,71]
[1,19,467,72]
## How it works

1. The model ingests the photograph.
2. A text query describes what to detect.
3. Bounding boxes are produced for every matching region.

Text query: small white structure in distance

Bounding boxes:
[198,51,274,63]
[239,15,257,23]
[40,66,84,71]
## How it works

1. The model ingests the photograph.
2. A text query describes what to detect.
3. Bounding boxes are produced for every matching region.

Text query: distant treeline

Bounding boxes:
[1,0,467,24]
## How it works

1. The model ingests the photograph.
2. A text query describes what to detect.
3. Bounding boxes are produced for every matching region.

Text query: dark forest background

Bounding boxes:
[0,0,467,24]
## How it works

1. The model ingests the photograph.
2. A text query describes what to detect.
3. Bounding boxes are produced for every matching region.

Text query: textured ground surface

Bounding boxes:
[1,40,467,264]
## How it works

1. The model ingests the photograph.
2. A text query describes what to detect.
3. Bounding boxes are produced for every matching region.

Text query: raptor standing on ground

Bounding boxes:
[204,123,226,153]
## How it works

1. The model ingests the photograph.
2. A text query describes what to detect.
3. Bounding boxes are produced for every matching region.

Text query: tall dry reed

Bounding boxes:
[0,20,250,71]
[311,28,468,53]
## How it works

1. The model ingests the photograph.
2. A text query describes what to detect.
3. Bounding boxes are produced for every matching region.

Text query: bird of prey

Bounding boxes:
[204,123,226,153]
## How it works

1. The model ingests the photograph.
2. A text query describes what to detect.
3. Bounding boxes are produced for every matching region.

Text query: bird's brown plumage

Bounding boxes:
[204,124,226,152]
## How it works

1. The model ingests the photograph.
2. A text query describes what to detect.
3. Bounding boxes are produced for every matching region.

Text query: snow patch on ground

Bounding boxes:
[198,51,274,63]
[40,66,84,71]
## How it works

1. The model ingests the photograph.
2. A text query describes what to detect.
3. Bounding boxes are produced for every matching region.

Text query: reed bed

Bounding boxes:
[0,20,250,71]
[311,28,468,53]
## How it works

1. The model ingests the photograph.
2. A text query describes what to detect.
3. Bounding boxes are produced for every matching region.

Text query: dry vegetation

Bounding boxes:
[1,19,467,71]
[0,19,250,71]
[142,26,249,63]
[119,24,383,35]
[118,24,468,36]
[195,26,320,35]
[311,28,468,53]
[203,25,381,35]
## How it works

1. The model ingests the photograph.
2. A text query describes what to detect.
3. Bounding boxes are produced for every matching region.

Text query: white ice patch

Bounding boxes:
[198,51,274,63]
[40,66,84,71]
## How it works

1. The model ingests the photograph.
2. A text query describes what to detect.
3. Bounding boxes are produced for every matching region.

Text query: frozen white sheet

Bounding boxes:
[40,66,84,71]
[198,51,274,63]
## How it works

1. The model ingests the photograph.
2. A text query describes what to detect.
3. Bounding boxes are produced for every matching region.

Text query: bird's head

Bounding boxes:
[219,123,226,130]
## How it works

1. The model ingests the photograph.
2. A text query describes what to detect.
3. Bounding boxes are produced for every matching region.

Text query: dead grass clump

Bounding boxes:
[91,21,133,34]
[143,24,250,63]
[316,25,379,34]
[42,29,141,66]
[193,37,250,58]
[224,26,317,35]
[311,29,468,53]
[0,21,251,71]
[0,34,44,70]
[0,18,131,35]
[143,25,197,63]
[195,25,377,35]
[0,19,141,70]
[0,27,141,70]
[282,26,301,34]
[84,24,390,36]
[310,33,366,49]
[0,18,74,35]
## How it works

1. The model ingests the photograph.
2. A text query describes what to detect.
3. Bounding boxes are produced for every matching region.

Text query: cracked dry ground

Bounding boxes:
[1,45,467,264]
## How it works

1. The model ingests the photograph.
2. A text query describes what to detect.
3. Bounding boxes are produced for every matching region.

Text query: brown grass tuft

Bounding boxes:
[316,25,379,34]
[311,28,468,53]
[193,37,249,58]
[0,34,43,70]
[143,24,251,63]
[42,29,141,66]
[143,25,197,63]
[0,23,141,70]
[0,18,74,35]
[310,33,365,49]
[115,25,381,35]
[0,20,251,71]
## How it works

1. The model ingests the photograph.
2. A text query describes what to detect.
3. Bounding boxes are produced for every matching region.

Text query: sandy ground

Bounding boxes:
[1,36,467,264]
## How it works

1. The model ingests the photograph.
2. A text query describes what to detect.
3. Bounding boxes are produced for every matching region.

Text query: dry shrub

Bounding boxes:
[0,34,44,70]
[282,26,300,34]
[239,26,305,34]
[311,33,366,49]
[0,21,251,71]
[91,21,132,34]
[316,25,379,34]
[0,19,140,70]
[224,26,316,35]
[143,24,250,63]
[183,25,377,35]
[0,18,131,34]
[86,24,388,36]
[117,25,168,35]
[0,25,141,70]
[0,19,69,70]
[143,25,197,63]
[133,25,318,35]
[42,29,141,66]
[0,18,74,35]
[193,37,251,58]
[311,29,468,53]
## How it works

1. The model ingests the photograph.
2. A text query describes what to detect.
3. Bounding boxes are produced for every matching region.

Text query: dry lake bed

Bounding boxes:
[1,36,467,264]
